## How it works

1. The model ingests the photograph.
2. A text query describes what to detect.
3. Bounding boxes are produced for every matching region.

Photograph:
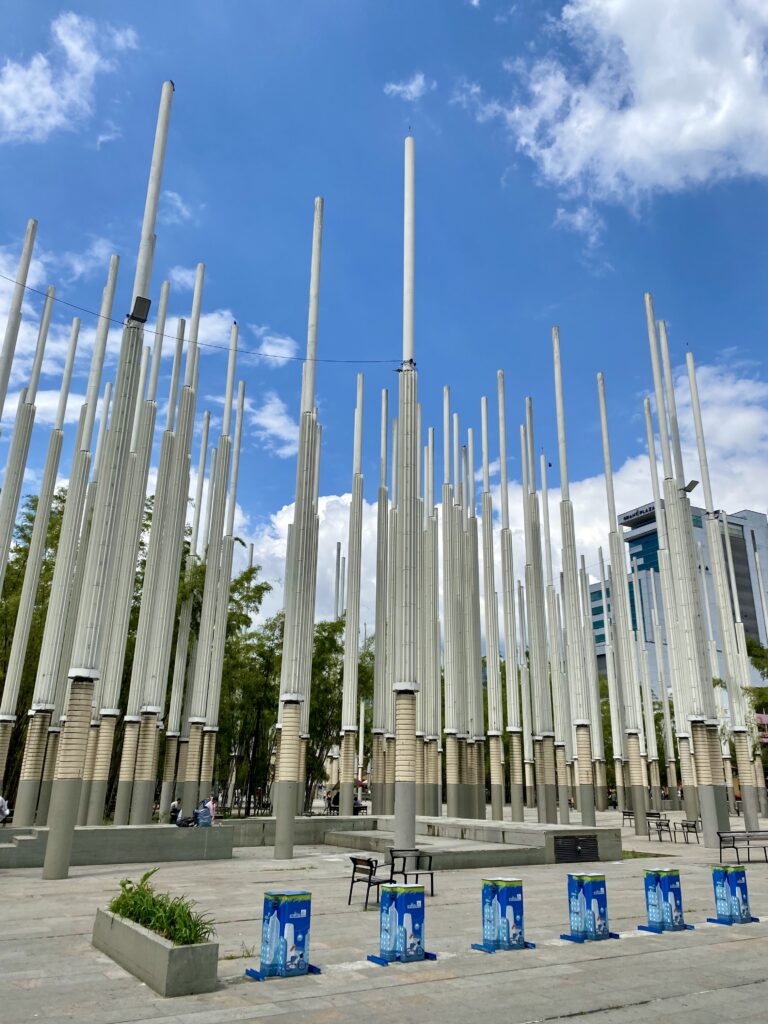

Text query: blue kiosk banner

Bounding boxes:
[471,878,534,952]
[562,873,617,942]
[378,884,425,963]
[259,891,312,977]
[708,866,759,925]
[641,869,690,933]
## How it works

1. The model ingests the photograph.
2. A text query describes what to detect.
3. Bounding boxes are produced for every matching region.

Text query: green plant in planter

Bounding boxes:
[109,868,215,946]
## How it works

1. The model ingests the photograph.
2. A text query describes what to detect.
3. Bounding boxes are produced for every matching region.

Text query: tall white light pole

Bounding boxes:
[497,371,523,819]
[43,81,174,880]
[12,253,118,827]
[340,375,364,816]
[372,389,389,812]
[0,317,79,787]
[274,197,324,858]
[393,135,419,850]
[598,373,646,837]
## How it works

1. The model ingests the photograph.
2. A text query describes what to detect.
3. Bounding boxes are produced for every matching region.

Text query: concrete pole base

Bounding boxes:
[340,782,355,817]
[741,785,760,831]
[594,762,608,812]
[36,732,58,824]
[130,780,156,824]
[490,784,504,821]
[556,747,570,823]
[113,781,134,825]
[42,778,82,880]
[579,785,596,827]
[274,780,297,858]
[14,778,42,828]
[524,762,536,808]
[371,782,383,815]
[86,780,108,826]
[394,780,416,849]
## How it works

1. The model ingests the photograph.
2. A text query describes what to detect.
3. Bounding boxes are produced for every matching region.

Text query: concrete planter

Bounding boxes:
[92,908,218,997]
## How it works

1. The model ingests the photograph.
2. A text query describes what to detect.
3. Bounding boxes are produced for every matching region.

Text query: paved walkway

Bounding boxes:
[4,808,768,1024]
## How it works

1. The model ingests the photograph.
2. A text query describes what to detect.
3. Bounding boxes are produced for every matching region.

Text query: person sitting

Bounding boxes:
[0,793,10,825]
[169,798,180,824]
[195,799,212,827]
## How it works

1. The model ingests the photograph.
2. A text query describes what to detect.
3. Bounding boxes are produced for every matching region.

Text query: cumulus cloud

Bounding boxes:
[1,389,85,426]
[249,325,299,367]
[0,11,137,144]
[158,190,198,226]
[54,236,115,282]
[248,392,300,457]
[553,205,604,250]
[236,356,768,646]
[455,0,768,204]
[384,72,437,102]
[168,265,198,290]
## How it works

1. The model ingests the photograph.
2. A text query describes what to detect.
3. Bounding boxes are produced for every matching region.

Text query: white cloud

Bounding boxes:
[384,72,437,103]
[456,0,768,203]
[1,389,85,426]
[168,265,199,291]
[249,325,299,367]
[0,12,137,145]
[54,236,115,282]
[95,119,121,148]
[158,190,196,226]
[248,392,300,457]
[553,205,604,250]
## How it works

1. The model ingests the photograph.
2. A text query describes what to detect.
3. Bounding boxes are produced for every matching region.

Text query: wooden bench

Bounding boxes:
[347,857,391,909]
[718,831,768,864]
[622,809,635,827]
[673,820,700,844]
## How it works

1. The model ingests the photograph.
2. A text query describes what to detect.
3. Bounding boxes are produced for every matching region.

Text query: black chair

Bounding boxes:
[389,848,435,896]
[347,856,390,909]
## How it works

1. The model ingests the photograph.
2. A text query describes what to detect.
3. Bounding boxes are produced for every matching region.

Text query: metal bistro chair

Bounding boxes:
[388,848,435,896]
[347,857,390,910]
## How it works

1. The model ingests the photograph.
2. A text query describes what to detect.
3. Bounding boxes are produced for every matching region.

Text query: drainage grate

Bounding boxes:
[554,834,599,863]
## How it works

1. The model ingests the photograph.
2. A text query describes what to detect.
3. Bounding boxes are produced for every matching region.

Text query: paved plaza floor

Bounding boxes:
[4,808,768,1024]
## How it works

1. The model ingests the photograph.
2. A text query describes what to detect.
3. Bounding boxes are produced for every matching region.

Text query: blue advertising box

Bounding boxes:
[726,866,753,923]
[481,878,525,950]
[643,870,664,931]
[658,869,685,931]
[567,873,589,939]
[711,865,732,924]
[644,869,686,931]
[260,891,311,977]
[582,874,610,940]
[380,884,425,963]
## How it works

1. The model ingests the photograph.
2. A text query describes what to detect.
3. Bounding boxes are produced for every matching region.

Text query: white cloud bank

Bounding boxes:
[384,72,437,103]
[455,0,768,204]
[0,12,137,145]
[235,357,768,642]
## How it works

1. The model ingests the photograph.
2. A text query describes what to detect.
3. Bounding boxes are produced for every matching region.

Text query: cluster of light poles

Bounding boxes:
[0,92,765,878]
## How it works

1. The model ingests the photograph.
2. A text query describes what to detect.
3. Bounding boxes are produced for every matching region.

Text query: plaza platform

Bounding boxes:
[3,808,768,1024]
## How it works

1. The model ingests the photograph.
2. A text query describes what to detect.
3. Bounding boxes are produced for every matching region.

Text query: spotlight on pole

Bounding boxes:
[129,296,152,324]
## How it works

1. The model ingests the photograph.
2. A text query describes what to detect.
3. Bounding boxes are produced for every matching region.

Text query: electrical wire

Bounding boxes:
[0,271,401,366]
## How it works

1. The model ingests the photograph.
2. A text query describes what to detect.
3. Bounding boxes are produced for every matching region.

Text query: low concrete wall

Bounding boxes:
[92,908,218,997]
[0,824,233,869]
[223,813,381,848]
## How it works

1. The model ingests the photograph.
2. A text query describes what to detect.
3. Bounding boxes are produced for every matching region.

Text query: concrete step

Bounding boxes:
[322,829,546,869]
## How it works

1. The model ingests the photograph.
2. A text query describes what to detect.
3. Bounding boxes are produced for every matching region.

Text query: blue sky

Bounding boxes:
[1,1,767,625]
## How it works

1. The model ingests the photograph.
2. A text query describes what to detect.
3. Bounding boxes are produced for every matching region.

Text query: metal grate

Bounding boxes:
[554,834,599,863]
